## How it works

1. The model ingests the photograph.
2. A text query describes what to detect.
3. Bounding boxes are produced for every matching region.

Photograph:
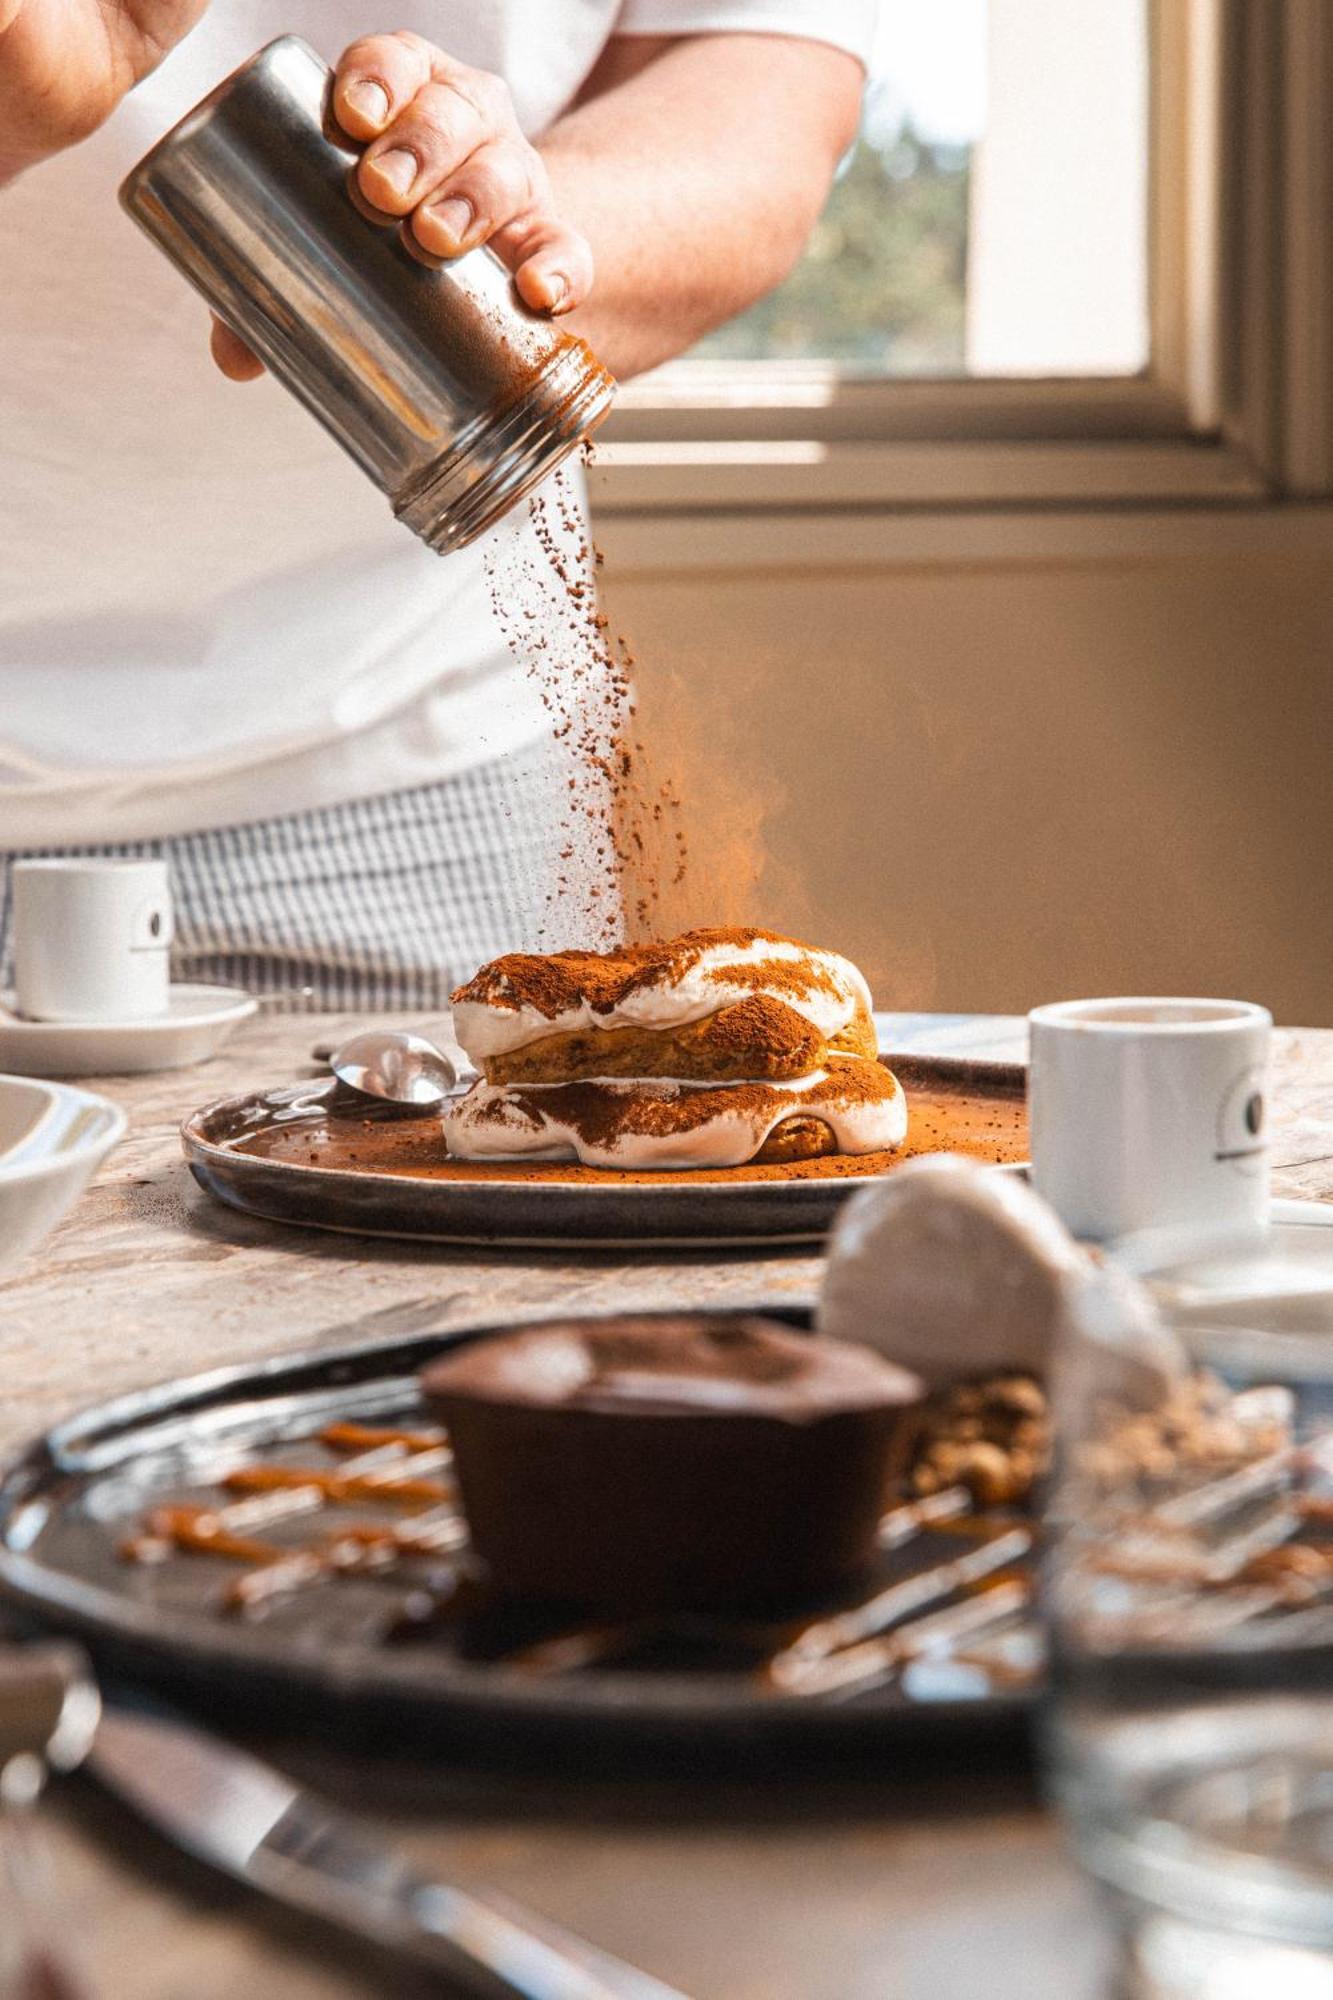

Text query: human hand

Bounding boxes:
[0,0,207,180]
[211,29,594,382]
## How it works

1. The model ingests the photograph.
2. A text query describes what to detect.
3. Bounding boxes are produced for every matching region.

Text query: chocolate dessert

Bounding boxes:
[445,928,907,1171]
[420,1313,924,1612]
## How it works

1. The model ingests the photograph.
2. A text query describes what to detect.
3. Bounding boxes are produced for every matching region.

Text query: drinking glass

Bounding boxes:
[1045,1226,1333,1998]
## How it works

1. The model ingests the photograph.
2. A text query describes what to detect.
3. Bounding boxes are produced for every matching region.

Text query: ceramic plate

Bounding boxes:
[0,1309,1039,1750]
[0,984,257,1078]
[181,1053,1029,1249]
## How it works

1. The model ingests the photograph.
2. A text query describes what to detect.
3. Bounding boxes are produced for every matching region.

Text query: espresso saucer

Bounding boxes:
[0,984,257,1078]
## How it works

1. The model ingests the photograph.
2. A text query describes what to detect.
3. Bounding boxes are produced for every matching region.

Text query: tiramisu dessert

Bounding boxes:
[421,1313,925,1610]
[445,927,907,1172]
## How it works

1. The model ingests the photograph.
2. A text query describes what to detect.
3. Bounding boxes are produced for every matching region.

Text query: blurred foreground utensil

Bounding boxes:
[329,1029,459,1108]
[0,1644,683,1998]
[0,1645,101,2000]
[87,1703,686,2000]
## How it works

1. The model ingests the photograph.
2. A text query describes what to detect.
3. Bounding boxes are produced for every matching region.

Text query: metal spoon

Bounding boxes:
[329,1029,459,1109]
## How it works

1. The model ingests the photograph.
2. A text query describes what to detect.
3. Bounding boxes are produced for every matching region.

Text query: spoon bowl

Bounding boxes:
[330,1029,458,1109]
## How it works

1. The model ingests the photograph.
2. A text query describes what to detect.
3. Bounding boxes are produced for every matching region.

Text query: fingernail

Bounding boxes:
[544,273,571,312]
[427,197,476,249]
[343,78,390,128]
[369,147,417,196]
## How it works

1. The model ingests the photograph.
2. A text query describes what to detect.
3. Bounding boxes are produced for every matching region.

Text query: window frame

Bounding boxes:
[589,0,1333,524]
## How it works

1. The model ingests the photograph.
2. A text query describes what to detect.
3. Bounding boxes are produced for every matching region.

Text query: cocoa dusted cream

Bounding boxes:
[444,927,904,1171]
[444,1063,907,1171]
[451,927,876,1063]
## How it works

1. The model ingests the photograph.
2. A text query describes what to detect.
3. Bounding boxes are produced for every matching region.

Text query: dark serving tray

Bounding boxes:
[181,1053,1028,1250]
[0,1309,1041,1753]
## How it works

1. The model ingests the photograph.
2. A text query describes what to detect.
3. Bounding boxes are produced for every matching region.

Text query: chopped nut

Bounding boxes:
[902,1371,1051,1509]
[985,1377,1047,1419]
[962,1442,1022,1507]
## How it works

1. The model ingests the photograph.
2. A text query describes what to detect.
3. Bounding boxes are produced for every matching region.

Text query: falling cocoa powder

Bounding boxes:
[483,460,688,948]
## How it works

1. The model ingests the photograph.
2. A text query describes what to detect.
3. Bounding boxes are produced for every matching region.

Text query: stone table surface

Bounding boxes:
[3,1011,1332,2000]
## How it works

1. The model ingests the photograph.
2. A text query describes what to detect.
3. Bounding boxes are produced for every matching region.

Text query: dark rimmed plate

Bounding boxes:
[0,1311,1041,1750]
[181,1053,1028,1249]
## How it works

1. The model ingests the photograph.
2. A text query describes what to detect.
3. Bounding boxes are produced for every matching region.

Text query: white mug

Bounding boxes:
[1028,997,1272,1242]
[12,859,174,1022]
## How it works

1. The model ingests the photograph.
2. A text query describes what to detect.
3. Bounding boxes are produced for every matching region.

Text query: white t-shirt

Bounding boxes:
[0,0,873,846]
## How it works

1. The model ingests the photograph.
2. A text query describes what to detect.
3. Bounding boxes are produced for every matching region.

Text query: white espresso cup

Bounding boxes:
[1028,996,1272,1242]
[12,859,174,1022]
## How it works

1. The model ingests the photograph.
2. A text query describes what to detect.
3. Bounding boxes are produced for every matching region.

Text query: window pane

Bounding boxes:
[690,0,1150,379]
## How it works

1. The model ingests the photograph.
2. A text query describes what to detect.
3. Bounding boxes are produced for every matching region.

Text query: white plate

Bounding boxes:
[0,1074,126,1275]
[0,985,257,1078]
[999,1171,1333,1232]
[1270,1198,1333,1228]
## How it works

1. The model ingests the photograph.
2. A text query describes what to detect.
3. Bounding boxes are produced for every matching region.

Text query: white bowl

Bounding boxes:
[0,1074,127,1277]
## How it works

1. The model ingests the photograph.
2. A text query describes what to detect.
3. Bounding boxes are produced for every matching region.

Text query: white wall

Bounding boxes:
[597,514,1333,1024]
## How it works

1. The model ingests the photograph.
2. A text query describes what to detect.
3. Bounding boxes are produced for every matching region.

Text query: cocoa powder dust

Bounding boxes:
[483,449,687,948]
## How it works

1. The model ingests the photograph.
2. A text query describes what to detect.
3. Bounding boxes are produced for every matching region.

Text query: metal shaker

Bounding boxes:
[119,35,615,554]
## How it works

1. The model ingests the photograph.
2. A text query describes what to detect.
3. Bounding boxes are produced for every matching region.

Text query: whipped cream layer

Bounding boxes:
[453,933,874,1064]
[443,1066,907,1172]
